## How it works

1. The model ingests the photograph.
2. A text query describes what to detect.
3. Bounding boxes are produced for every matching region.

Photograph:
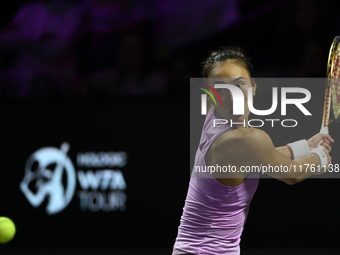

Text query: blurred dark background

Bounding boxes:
[1,0,340,254]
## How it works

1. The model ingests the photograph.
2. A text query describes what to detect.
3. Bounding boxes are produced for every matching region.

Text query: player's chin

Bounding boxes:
[231,115,247,125]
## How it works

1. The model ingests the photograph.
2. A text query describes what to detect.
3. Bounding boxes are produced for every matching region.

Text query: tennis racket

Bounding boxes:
[319,36,340,136]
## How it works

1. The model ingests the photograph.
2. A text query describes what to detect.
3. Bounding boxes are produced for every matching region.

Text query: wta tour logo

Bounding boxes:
[198,82,312,127]
[20,143,127,214]
[20,143,76,215]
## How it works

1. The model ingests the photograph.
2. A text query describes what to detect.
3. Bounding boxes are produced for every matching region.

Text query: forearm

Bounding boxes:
[293,154,323,183]
[259,147,323,184]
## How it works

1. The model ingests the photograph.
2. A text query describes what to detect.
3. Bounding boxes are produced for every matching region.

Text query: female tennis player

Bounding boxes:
[172,47,334,255]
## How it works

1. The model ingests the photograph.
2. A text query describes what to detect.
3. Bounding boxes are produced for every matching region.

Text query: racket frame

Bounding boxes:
[320,36,340,134]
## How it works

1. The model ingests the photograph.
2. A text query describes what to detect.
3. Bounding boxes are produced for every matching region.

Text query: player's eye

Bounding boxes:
[235,83,243,88]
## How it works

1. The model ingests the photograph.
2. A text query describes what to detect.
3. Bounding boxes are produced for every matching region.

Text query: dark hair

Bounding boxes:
[201,46,254,78]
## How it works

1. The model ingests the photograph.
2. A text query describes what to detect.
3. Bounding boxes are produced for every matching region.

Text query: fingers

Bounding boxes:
[321,140,332,152]
[321,149,332,171]
[325,134,335,143]
[315,134,335,152]
[319,134,335,143]
[327,155,332,170]
[320,135,334,171]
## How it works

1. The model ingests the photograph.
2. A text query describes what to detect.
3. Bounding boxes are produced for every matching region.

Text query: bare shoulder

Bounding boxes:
[212,127,272,154]
[204,127,270,185]
[207,127,276,170]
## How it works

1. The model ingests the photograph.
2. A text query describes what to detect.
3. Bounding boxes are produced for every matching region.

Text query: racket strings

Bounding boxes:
[327,41,337,78]
[323,37,340,127]
[331,49,340,120]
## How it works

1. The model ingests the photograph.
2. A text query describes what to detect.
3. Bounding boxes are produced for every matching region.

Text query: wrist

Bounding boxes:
[308,148,328,174]
[287,139,310,160]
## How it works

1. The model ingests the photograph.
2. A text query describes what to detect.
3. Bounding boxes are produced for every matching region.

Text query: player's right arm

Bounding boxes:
[213,128,332,185]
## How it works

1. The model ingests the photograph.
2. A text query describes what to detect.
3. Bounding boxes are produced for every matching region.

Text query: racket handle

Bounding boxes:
[317,126,329,148]
[319,126,329,134]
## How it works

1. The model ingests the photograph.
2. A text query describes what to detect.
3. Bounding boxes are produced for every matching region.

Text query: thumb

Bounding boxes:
[320,134,335,143]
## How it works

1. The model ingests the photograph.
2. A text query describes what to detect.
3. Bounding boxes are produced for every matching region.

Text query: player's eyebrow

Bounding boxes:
[213,77,247,84]
[231,77,246,83]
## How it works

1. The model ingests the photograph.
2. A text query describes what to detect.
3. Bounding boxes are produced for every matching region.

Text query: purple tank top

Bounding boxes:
[173,109,259,255]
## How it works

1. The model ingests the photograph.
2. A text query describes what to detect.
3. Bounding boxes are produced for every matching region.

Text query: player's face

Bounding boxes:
[208,60,256,124]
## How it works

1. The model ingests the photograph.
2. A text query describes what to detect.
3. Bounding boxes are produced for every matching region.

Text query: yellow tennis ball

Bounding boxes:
[0,217,16,244]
